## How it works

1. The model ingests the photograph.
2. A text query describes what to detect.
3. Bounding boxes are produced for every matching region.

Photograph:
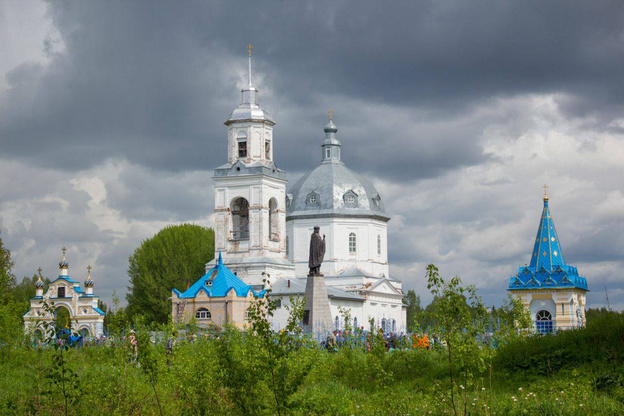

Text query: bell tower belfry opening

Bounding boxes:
[212,46,295,287]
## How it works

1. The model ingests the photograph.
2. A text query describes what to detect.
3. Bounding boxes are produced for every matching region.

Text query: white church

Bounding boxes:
[182,49,406,333]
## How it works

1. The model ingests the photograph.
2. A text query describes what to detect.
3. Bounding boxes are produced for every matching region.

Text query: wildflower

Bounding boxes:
[472,403,475,406]
[518,387,523,391]
[579,404,583,407]
[511,396,515,400]
[482,387,486,391]
[473,398,477,401]
[561,391,564,394]
[460,385,465,390]
[513,399,517,402]
[570,383,574,386]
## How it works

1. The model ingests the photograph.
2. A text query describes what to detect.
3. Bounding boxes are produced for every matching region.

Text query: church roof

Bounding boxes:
[224,49,274,126]
[286,119,389,221]
[173,253,265,299]
[508,193,588,292]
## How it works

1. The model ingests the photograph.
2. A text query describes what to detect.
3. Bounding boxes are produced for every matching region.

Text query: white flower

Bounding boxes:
[579,404,583,407]
[513,399,517,402]
[482,387,486,391]
[561,391,564,394]
[511,396,515,400]
[518,387,523,391]
[460,385,464,390]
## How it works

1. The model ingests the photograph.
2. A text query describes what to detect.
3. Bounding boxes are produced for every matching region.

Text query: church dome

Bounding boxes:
[225,86,275,125]
[286,118,389,221]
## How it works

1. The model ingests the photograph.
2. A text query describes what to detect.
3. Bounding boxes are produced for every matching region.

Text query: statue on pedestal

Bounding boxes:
[308,226,326,276]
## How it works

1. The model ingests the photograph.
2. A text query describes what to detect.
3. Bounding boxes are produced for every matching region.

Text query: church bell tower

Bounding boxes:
[212,45,294,287]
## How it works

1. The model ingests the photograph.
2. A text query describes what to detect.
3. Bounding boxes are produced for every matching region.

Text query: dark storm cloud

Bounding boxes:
[2,0,624,182]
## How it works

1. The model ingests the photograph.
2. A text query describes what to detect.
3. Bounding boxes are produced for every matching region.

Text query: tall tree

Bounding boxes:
[0,232,15,300]
[126,224,214,324]
[403,289,422,331]
[0,233,25,346]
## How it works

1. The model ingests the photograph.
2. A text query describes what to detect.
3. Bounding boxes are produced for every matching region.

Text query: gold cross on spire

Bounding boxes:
[247,44,253,57]
[87,265,92,276]
[543,184,549,198]
[328,109,333,121]
[37,267,43,279]
[62,246,67,260]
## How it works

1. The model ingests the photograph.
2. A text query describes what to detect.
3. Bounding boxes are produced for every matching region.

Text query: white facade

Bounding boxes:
[211,56,294,287]
[287,217,389,278]
[24,252,105,339]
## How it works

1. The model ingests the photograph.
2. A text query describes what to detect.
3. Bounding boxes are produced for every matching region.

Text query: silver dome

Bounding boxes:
[286,161,389,221]
[225,86,275,126]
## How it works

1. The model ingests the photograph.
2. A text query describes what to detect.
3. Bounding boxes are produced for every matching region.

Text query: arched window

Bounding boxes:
[349,233,357,254]
[535,310,553,334]
[195,308,211,320]
[269,198,279,241]
[237,131,247,158]
[79,327,90,338]
[377,235,381,255]
[334,316,340,331]
[381,318,387,333]
[286,236,289,255]
[353,317,358,329]
[391,319,396,333]
[231,198,249,240]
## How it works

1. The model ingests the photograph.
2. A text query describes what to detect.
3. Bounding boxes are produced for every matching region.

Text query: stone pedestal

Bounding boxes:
[303,273,333,339]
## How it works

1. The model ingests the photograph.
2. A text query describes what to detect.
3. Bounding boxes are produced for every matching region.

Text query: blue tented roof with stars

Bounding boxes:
[509,193,588,292]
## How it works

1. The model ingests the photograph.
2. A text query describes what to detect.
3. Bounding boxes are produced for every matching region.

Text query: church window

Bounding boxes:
[353,317,358,329]
[265,140,271,160]
[57,287,65,298]
[343,191,358,207]
[381,318,387,332]
[326,148,331,159]
[286,236,289,255]
[391,319,396,332]
[269,198,279,241]
[377,235,381,255]
[238,141,247,158]
[231,198,249,240]
[195,308,211,320]
[275,298,282,308]
[306,192,320,207]
[535,310,553,334]
[334,316,340,331]
[349,233,357,254]
[80,327,90,338]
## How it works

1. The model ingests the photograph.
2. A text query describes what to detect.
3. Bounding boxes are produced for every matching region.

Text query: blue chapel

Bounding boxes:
[508,189,589,333]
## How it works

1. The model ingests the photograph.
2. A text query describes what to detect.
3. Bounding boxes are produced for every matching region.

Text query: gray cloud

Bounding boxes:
[1,0,623,310]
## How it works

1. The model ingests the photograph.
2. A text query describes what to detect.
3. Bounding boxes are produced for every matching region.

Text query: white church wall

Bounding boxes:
[287,217,389,278]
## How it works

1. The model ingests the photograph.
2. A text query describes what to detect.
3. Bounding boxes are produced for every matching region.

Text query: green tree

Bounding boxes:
[126,224,214,324]
[0,232,15,299]
[403,289,422,331]
[0,234,25,347]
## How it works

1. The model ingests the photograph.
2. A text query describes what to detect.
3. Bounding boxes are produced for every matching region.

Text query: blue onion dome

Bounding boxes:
[59,247,69,269]
[84,266,94,287]
[35,268,45,288]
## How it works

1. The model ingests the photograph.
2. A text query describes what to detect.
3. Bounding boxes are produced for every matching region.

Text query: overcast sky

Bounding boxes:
[1,0,623,310]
